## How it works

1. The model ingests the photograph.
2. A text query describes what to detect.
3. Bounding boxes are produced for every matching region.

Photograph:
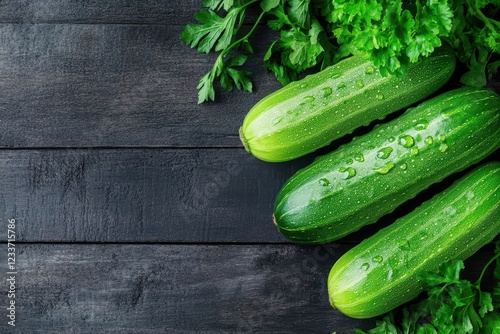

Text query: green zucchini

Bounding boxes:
[327,161,500,319]
[239,46,455,162]
[273,87,500,244]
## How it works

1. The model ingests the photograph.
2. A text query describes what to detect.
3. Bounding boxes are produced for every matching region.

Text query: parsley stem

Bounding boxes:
[220,9,267,60]
[235,0,261,31]
[465,0,500,33]
[197,5,266,103]
[209,9,266,78]
[475,244,500,288]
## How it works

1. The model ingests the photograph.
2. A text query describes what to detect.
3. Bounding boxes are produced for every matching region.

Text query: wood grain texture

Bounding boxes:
[0,0,269,26]
[0,0,204,24]
[0,22,280,148]
[0,243,369,333]
[0,13,291,150]
[0,243,495,334]
[0,148,306,243]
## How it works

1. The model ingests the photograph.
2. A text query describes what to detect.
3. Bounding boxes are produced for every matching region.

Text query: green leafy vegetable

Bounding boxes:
[181,0,264,103]
[330,0,454,75]
[356,241,500,334]
[329,0,500,84]
[448,0,500,87]
[181,0,338,103]
[182,0,500,103]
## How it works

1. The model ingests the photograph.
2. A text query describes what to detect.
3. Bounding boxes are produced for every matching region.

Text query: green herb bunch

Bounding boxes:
[182,0,500,103]
[181,0,338,103]
[330,0,500,84]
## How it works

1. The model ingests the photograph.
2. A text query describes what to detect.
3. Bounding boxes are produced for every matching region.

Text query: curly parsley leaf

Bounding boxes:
[329,0,500,84]
[264,1,337,85]
[449,0,500,86]
[330,0,454,76]
[357,241,500,334]
[182,0,500,103]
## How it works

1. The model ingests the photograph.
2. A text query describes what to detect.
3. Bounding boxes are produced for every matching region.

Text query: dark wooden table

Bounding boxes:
[0,2,497,333]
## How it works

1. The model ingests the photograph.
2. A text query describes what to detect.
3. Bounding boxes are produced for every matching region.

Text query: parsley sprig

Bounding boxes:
[356,241,500,334]
[181,0,338,103]
[182,1,500,103]
[181,0,265,104]
[330,0,500,84]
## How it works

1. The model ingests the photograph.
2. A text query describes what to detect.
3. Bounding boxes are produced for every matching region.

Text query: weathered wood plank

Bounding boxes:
[0,0,204,25]
[0,243,495,333]
[1,148,496,243]
[0,23,280,148]
[0,148,305,243]
[0,0,268,26]
[0,243,367,333]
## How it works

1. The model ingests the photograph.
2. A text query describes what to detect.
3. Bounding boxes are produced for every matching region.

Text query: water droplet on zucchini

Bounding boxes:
[398,135,415,148]
[387,269,393,280]
[439,143,449,152]
[322,87,333,98]
[376,147,393,159]
[375,162,395,174]
[361,263,370,271]
[414,120,428,130]
[356,80,365,89]
[353,153,365,162]
[365,66,375,74]
[376,94,385,100]
[443,206,456,215]
[338,167,356,179]
[304,95,315,103]
[318,178,330,186]
[398,240,410,251]
[424,136,434,145]
[337,82,346,89]
[372,255,383,263]
[410,147,419,155]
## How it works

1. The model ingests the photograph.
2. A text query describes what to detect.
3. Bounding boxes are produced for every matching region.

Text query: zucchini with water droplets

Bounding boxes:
[273,87,500,244]
[327,161,500,319]
[239,46,455,162]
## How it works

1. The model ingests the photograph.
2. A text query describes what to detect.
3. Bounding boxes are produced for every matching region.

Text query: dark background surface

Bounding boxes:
[0,1,498,333]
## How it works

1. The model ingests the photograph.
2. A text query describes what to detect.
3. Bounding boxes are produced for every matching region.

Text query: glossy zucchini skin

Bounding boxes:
[327,161,500,319]
[239,46,455,162]
[274,87,500,244]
